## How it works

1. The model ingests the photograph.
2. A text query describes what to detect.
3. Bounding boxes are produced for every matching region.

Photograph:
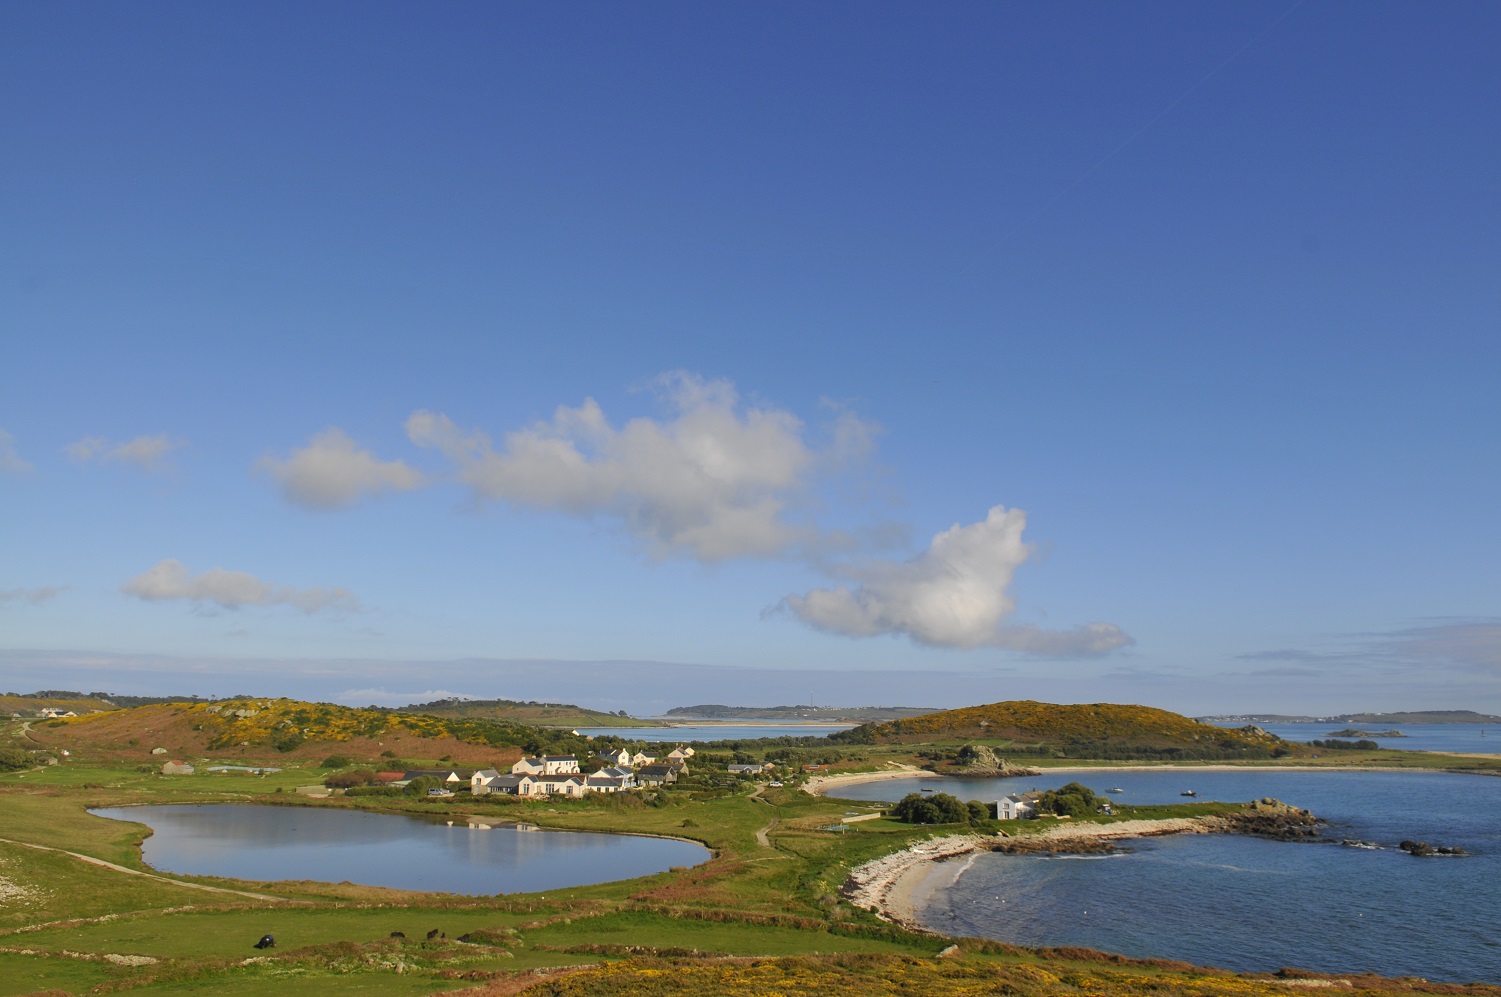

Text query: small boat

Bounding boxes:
[1180,790,1198,797]
[1108,787,1125,793]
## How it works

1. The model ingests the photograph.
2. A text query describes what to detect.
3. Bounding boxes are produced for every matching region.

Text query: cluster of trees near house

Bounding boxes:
[888,792,990,826]
[887,782,1109,826]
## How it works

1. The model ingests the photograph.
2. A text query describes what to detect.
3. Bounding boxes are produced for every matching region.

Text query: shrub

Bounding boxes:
[324,769,379,789]
[403,775,445,796]
[889,792,977,825]
[1038,782,1099,817]
[0,747,34,771]
[320,755,353,768]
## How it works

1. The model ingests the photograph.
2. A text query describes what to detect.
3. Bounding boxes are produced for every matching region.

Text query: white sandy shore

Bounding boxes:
[802,766,943,796]
[842,816,1223,932]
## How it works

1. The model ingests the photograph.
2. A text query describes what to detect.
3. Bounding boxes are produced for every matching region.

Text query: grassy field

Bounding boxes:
[4,718,1499,996]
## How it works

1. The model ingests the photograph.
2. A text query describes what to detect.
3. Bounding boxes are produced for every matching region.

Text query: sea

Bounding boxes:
[832,769,1501,983]
[573,724,853,742]
[1205,721,1497,755]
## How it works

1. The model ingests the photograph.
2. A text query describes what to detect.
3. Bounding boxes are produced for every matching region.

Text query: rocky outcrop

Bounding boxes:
[1399,839,1468,857]
[989,835,1120,856]
[948,744,1041,777]
[1203,798,1326,841]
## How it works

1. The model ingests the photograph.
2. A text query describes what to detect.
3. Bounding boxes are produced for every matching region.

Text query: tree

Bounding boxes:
[889,792,984,825]
[1038,782,1099,817]
[404,775,445,796]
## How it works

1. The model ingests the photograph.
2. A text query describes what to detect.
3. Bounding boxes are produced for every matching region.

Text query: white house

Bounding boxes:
[998,794,1036,820]
[512,754,580,776]
[593,748,631,767]
[666,746,695,762]
[630,751,658,767]
[585,766,636,793]
[519,773,587,797]
[728,763,770,775]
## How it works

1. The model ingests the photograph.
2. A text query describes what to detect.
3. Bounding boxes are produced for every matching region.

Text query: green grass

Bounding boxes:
[520,910,927,957]
[0,951,120,996]
[14,906,526,959]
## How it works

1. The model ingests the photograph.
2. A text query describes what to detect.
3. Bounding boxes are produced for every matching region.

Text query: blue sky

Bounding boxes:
[3,2,1498,716]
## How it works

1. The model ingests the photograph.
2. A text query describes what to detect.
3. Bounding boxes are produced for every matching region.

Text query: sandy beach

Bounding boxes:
[802,766,943,796]
[842,815,1224,932]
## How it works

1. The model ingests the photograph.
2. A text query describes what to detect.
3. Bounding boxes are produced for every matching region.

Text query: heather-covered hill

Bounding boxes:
[832,700,1291,761]
[20,698,597,766]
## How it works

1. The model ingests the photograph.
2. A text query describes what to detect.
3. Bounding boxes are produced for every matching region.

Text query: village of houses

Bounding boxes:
[321,745,781,800]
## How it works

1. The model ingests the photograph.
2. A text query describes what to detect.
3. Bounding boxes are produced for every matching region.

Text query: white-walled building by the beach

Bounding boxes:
[998,794,1036,820]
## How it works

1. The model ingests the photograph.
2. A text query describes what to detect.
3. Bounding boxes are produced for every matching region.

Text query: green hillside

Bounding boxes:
[832,700,1291,761]
[395,697,660,727]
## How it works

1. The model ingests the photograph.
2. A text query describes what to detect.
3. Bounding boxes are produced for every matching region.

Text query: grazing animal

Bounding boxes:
[389,931,406,939]
[253,934,276,950]
[426,928,441,940]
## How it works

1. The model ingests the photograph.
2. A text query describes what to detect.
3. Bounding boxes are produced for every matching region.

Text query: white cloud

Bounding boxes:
[0,429,32,474]
[0,585,68,606]
[121,559,358,613]
[258,427,424,509]
[782,505,1132,655]
[407,372,876,561]
[65,433,185,470]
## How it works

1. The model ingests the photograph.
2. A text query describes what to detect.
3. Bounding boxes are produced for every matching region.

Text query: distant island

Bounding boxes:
[663,704,939,722]
[396,697,660,727]
[1199,710,1501,725]
[1325,728,1404,738]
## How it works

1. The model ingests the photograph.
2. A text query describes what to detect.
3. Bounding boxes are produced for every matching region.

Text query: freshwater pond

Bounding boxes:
[833,769,1501,983]
[91,804,710,895]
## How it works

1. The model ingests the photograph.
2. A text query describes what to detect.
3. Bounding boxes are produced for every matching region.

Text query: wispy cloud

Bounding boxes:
[65,433,185,470]
[1237,619,1501,672]
[259,428,424,509]
[407,372,879,562]
[781,505,1132,655]
[0,585,68,606]
[0,429,32,474]
[121,559,358,614]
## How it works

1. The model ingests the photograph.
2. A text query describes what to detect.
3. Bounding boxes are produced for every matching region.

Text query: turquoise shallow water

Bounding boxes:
[833,770,1501,982]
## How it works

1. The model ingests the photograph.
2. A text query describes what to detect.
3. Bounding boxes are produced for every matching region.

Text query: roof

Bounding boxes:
[637,764,681,776]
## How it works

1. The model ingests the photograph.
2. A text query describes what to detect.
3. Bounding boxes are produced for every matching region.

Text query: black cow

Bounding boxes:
[253,934,276,950]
